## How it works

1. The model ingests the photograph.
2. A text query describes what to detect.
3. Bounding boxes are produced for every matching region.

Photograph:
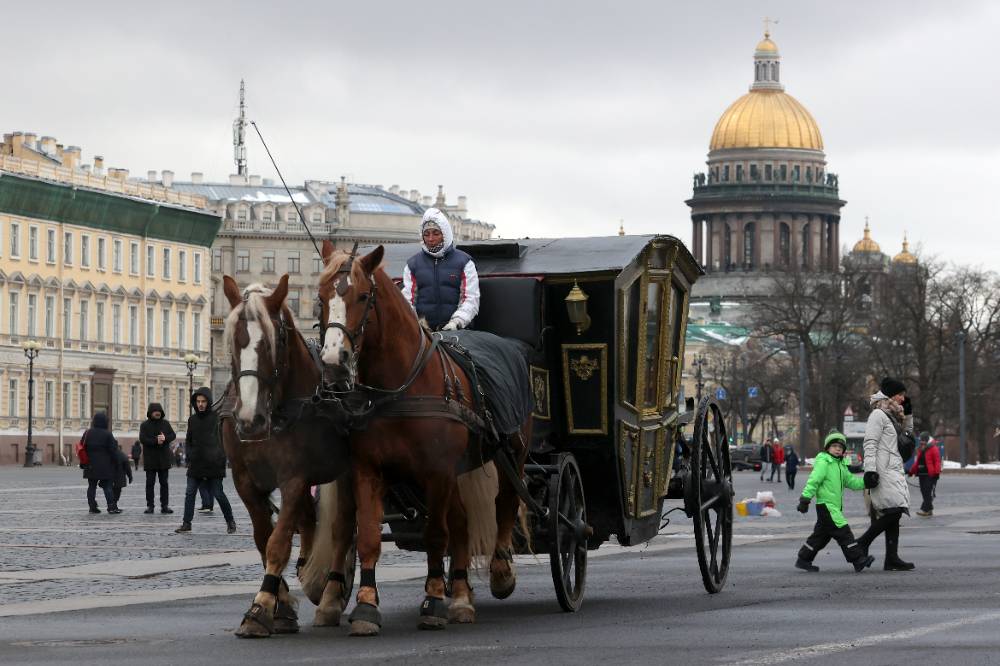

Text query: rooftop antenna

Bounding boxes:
[233,80,248,177]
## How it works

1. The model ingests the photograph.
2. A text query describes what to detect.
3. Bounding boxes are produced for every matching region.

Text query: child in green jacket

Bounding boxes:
[795,431,875,573]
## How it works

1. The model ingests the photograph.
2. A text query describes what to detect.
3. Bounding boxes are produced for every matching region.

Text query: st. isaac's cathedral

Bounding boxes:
[685,30,918,315]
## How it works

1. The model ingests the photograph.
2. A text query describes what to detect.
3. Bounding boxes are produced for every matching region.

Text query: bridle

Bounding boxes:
[321,243,378,360]
[232,291,291,441]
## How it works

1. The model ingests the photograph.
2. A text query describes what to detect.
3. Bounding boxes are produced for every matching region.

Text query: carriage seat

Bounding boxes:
[473,277,543,348]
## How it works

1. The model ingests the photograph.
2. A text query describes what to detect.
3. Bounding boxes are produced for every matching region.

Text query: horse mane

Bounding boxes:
[224,283,292,363]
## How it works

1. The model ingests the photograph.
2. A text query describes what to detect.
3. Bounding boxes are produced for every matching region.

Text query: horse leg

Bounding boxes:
[491,426,530,599]
[348,464,384,637]
[417,473,454,630]
[315,477,357,627]
[271,488,318,635]
[446,490,475,624]
[236,479,305,638]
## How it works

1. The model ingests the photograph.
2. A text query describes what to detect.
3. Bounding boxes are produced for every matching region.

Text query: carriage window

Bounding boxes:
[648,247,667,269]
[642,281,663,409]
[664,282,685,402]
[624,279,641,406]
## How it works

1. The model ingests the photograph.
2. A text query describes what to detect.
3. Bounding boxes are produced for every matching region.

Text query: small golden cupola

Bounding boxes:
[852,218,881,254]
[892,233,917,265]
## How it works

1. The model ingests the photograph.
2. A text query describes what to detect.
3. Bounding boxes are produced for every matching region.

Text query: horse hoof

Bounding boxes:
[313,606,343,627]
[490,574,516,600]
[273,600,300,634]
[348,602,382,637]
[235,602,273,638]
[448,601,476,624]
[349,620,381,636]
[418,595,449,630]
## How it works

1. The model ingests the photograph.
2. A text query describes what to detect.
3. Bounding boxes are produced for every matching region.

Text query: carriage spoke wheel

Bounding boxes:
[548,453,588,612]
[689,397,734,594]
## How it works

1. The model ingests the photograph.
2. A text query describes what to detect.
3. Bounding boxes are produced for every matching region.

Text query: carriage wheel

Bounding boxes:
[548,453,588,612]
[689,397,734,594]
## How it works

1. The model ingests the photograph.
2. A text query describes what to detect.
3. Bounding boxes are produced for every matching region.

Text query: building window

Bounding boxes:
[28,226,39,259]
[192,312,201,351]
[286,210,297,224]
[63,232,73,265]
[177,310,186,349]
[97,237,107,270]
[236,250,250,272]
[162,248,171,279]
[178,389,185,417]
[7,379,17,416]
[779,223,791,266]
[112,303,121,344]
[80,299,89,341]
[311,210,323,224]
[146,306,154,346]
[194,252,202,284]
[96,301,105,342]
[212,249,222,272]
[27,294,37,336]
[45,381,54,418]
[262,208,273,222]
[45,296,54,337]
[178,250,187,282]
[10,223,20,257]
[130,241,140,275]
[237,207,248,221]
[801,223,810,268]
[722,165,730,182]
[792,165,801,182]
[80,383,89,419]
[113,239,123,272]
[287,251,300,274]
[129,305,138,344]
[130,386,138,421]
[743,222,756,269]
[146,245,155,277]
[806,166,813,183]
[63,298,71,340]
[735,164,744,182]
[287,289,300,316]
[63,382,71,418]
[262,250,275,273]
[147,386,154,410]
[46,229,56,263]
[9,292,18,335]
[749,164,759,181]
[779,164,788,181]
[312,252,322,274]
[162,388,170,417]
[162,308,170,348]
[113,385,122,423]
[81,235,91,267]
[764,164,773,181]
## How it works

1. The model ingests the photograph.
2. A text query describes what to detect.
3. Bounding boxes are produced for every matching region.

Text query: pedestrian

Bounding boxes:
[856,377,915,571]
[112,443,133,506]
[911,431,942,517]
[785,446,800,490]
[769,439,785,483]
[759,439,773,481]
[794,430,874,573]
[82,412,121,515]
[175,387,237,534]
[139,402,176,514]
[130,440,141,470]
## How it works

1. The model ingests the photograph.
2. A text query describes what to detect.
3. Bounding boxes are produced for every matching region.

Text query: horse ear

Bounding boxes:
[267,274,290,311]
[223,276,242,310]
[360,245,384,276]
[321,239,336,263]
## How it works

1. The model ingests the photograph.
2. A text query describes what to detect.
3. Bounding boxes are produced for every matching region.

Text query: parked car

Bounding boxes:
[729,444,763,471]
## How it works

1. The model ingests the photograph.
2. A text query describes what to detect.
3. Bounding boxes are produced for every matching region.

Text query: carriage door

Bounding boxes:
[616,244,684,521]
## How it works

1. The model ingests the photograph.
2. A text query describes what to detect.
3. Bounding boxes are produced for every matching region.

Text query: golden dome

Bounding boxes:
[710,90,824,151]
[892,234,917,265]
[853,220,881,254]
[756,36,778,53]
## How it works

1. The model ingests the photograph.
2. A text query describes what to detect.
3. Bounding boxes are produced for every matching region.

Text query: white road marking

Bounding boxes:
[729,611,1000,665]
[236,320,263,423]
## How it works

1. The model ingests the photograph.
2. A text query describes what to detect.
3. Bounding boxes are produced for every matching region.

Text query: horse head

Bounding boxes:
[317,241,384,379]
[223,274,292,439]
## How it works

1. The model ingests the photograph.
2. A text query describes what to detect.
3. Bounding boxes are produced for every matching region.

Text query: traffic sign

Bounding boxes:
[715,388,727,400]
[748,386,759,398]
[843,405,854,422]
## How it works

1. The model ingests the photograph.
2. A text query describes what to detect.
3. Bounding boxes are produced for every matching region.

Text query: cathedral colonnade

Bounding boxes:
[691,214,839,272]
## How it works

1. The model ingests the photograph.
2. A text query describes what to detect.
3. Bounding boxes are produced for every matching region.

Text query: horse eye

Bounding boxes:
[358,293,369,302]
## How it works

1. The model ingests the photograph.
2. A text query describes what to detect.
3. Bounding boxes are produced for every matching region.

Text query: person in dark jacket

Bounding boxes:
[130,440,142,470]
[112,444,133,505]
[83,412,121,514]
[175,387,236,534]
[911,432,942,517]
[139,402,176,514]
[785,446,800,490]
[759,439,773,481]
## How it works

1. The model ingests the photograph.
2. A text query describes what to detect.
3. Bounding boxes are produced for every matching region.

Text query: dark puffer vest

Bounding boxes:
[406,247,473,330]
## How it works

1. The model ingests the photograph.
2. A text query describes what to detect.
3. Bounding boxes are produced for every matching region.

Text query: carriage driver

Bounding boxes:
[401,207,480,331]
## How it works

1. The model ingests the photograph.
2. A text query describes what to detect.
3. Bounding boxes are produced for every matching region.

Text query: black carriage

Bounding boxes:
[374,234,734,610]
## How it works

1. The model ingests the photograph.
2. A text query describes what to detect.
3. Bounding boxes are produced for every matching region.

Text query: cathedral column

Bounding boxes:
[735,217,745,270]
[706,218,715,271]
[692,219,702,266]
[819,217,827,270]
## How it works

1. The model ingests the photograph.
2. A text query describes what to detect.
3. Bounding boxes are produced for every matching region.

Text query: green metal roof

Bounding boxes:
[0,172,221,248]
[685,322,750,345]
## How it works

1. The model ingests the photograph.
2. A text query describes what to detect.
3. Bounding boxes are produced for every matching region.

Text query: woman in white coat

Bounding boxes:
[856,377,915,571]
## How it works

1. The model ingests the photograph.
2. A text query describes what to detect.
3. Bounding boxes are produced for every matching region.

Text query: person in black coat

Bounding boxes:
[785,446,800,490]
[130,440,142,470]
[175,387,237,534]
[83,412,121,514]
[139,402,176,514]
[112,444,134,504]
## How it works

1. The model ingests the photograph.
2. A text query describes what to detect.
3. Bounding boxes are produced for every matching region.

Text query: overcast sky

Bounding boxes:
[5,1,998,266]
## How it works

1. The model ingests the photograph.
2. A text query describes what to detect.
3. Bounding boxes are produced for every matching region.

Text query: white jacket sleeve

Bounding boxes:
[401,264,417,312]
[862,410,884,473]
[451,260,480,327]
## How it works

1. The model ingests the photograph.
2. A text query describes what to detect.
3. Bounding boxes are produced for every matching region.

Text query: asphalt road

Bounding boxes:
[1,468,998,665]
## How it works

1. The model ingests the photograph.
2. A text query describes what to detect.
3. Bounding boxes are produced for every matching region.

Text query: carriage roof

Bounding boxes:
[368,234,702,281]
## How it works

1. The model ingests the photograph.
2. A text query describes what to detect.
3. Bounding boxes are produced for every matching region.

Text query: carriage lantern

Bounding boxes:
[564,281,591,336]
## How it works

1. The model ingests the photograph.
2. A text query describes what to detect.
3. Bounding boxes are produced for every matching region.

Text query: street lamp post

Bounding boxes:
[184,353,199,416]
[693,353,707,404]
[22,340,41,468]
[957,332,967,468]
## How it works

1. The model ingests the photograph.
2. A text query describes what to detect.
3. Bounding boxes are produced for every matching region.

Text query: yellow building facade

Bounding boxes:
[0,164,220,464]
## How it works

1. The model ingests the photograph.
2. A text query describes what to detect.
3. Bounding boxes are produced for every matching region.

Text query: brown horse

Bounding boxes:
[220,274,357,637]
[316,242,530,636]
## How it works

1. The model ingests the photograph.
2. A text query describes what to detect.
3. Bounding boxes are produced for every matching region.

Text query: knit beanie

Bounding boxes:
[879,376,907,398]
[823,430,847,451]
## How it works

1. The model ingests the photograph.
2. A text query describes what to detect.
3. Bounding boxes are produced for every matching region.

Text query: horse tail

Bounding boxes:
[457,461,500,569]
[298,481,339,605]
